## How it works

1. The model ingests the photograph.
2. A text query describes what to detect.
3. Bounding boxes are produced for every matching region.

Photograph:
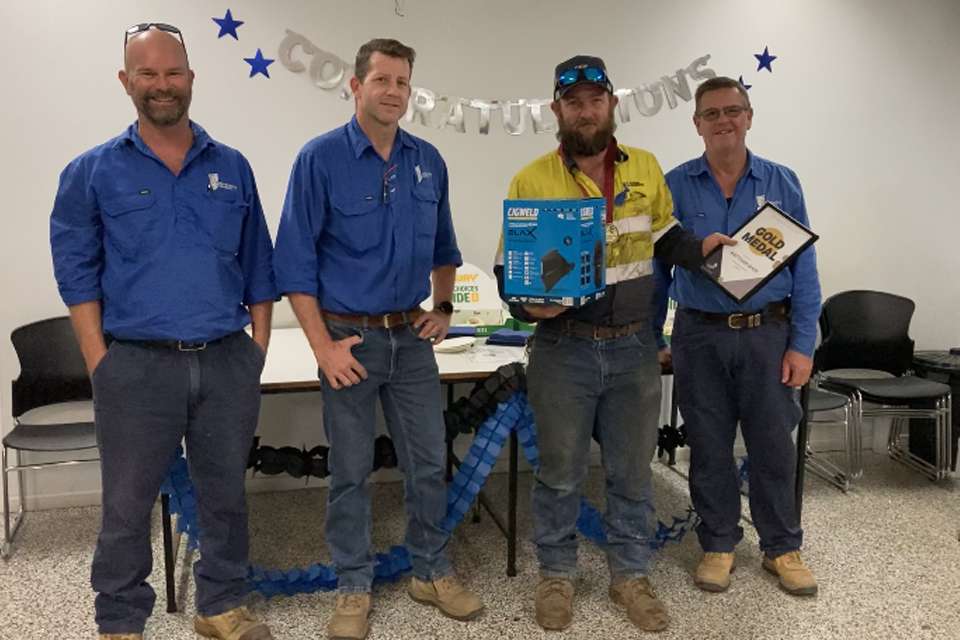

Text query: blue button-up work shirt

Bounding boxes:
[274,116,462,314]
[50,122,277,342]
[663,151,821,355]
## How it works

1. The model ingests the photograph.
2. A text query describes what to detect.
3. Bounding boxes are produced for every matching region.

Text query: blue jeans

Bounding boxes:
[671,309,803,557]
[526,327,662,581]
[90,332,263,634]
[321,320,451,592]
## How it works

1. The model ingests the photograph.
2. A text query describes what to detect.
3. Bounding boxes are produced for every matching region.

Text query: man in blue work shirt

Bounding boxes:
[50,25,276,640]
[659,76,822,597]
[273,38,482,640]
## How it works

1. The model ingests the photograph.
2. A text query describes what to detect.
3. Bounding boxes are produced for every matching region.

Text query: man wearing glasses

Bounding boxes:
[50,24,276,639]
[273,38,481,640]
[658,76,821,596]
[493,55,731,632]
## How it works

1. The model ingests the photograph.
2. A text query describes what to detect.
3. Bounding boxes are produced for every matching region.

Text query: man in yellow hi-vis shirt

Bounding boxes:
[494,55,732,633]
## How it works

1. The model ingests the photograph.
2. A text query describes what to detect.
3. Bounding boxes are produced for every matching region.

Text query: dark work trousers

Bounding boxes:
[671,309,803,558]
[90,332,264,634]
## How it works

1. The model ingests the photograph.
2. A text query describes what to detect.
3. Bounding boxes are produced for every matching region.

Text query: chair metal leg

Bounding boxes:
[2,447,25,559]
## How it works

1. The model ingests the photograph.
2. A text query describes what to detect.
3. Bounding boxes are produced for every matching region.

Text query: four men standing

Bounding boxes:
[48,23,819,639]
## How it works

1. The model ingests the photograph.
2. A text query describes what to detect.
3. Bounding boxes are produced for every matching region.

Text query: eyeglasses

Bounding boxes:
[124,22,185,50]
[382,164,398,204]
[696,105,750,121]
[555,66,609,97]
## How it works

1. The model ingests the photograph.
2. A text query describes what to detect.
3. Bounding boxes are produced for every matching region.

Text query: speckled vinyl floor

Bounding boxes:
[1,452,958,640]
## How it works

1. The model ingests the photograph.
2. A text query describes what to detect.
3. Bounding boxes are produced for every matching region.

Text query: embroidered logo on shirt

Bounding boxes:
[414,165,432,183]
[207,173,238,191]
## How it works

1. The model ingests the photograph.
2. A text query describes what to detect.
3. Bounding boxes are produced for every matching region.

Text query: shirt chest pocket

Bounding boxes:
[101,192,159,259]
[412,186,438,238]
[330,196,382,253]
[200,191,247,255]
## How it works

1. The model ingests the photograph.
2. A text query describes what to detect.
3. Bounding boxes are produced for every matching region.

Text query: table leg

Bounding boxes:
[508,430,518,577]
[161,493,177,613]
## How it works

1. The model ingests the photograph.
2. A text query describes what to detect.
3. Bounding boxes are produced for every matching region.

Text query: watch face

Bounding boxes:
[436,301,454,315]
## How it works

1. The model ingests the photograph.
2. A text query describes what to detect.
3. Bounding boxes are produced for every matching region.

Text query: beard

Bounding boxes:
[556,110,616,156]
[137,88,191,127]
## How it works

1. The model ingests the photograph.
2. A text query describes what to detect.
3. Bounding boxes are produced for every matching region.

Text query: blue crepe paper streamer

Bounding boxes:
[161,389,700,598]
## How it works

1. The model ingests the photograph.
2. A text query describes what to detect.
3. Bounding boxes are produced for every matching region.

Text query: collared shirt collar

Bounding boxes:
[688,148,763,181]
[346,115,417,160]
[114,120,216,154]
[559,137,629,174]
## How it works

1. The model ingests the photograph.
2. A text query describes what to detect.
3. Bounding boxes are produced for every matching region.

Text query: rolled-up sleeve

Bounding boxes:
[783,174,821,356]
[275,148,325,297]
[237,156,278,304]
[784,169,821,356]
[432,157,462,268]
[50,156,103,306]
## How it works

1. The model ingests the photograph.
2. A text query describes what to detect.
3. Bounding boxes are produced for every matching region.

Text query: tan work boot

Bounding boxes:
[194,605,273,639]
[99,635,142,639]
[327,592,372,640]
[609,577,670,632]
[694,552,736,592]
[534,577,574,631]
[408,575,484,620]
[762,550,818,596]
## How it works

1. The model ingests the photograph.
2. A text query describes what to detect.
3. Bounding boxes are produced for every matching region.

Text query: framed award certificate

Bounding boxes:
[701,202,818,304]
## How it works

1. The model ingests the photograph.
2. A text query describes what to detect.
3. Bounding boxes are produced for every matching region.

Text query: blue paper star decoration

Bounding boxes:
[754,46,777,72]
[244,49,275,78]
[738,75,753,91]
[212,9,244,40]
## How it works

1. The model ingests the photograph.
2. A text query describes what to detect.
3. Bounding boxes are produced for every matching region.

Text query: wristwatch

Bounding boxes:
[434,301,454,315]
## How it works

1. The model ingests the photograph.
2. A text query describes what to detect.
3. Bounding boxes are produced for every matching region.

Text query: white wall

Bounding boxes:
[2,0,958,508]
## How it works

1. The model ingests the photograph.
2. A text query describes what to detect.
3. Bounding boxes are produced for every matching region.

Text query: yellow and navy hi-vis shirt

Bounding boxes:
[494,143,679,327]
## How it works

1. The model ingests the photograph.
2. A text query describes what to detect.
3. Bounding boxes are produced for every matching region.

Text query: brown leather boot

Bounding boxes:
[695,551,736,592]
[194,605,273,639]
[762,551,818,596]
[534,577,574,631]
[609,577,670,632]
[327,592,372,640]
[408,575,484,620]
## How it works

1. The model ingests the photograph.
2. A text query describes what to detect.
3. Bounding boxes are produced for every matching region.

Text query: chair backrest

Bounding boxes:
[814,290,915,376]
[10,316,92,419]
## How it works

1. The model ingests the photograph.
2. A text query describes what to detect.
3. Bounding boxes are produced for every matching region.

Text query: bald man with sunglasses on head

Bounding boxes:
[50,24,276,640]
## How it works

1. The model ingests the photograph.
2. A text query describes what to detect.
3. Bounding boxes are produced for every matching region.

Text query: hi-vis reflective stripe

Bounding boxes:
[607,215,651,236]
[606,260,654,284]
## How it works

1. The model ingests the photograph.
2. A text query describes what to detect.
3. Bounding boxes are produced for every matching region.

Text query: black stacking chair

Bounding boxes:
[805,387,859,492]
[814,291,952,481]
[2,317,98,557]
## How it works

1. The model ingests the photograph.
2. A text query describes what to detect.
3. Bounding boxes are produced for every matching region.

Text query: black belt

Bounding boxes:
[546,318,647,341]
[111,331,237,352]
[679,302,789,330]
[324,308,423,329]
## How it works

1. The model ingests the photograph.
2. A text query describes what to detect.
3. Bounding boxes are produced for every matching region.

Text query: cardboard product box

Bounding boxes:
[502,197,606,307]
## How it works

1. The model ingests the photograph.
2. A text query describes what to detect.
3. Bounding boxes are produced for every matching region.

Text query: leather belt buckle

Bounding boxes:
[727,313,744,329]
[177,341,207,352]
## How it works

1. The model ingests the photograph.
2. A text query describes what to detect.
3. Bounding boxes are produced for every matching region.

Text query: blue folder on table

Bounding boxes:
[485,329,531,347]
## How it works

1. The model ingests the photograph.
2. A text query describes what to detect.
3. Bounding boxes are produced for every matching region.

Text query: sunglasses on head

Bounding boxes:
[124,22,185,49]
[554,67,610,97]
